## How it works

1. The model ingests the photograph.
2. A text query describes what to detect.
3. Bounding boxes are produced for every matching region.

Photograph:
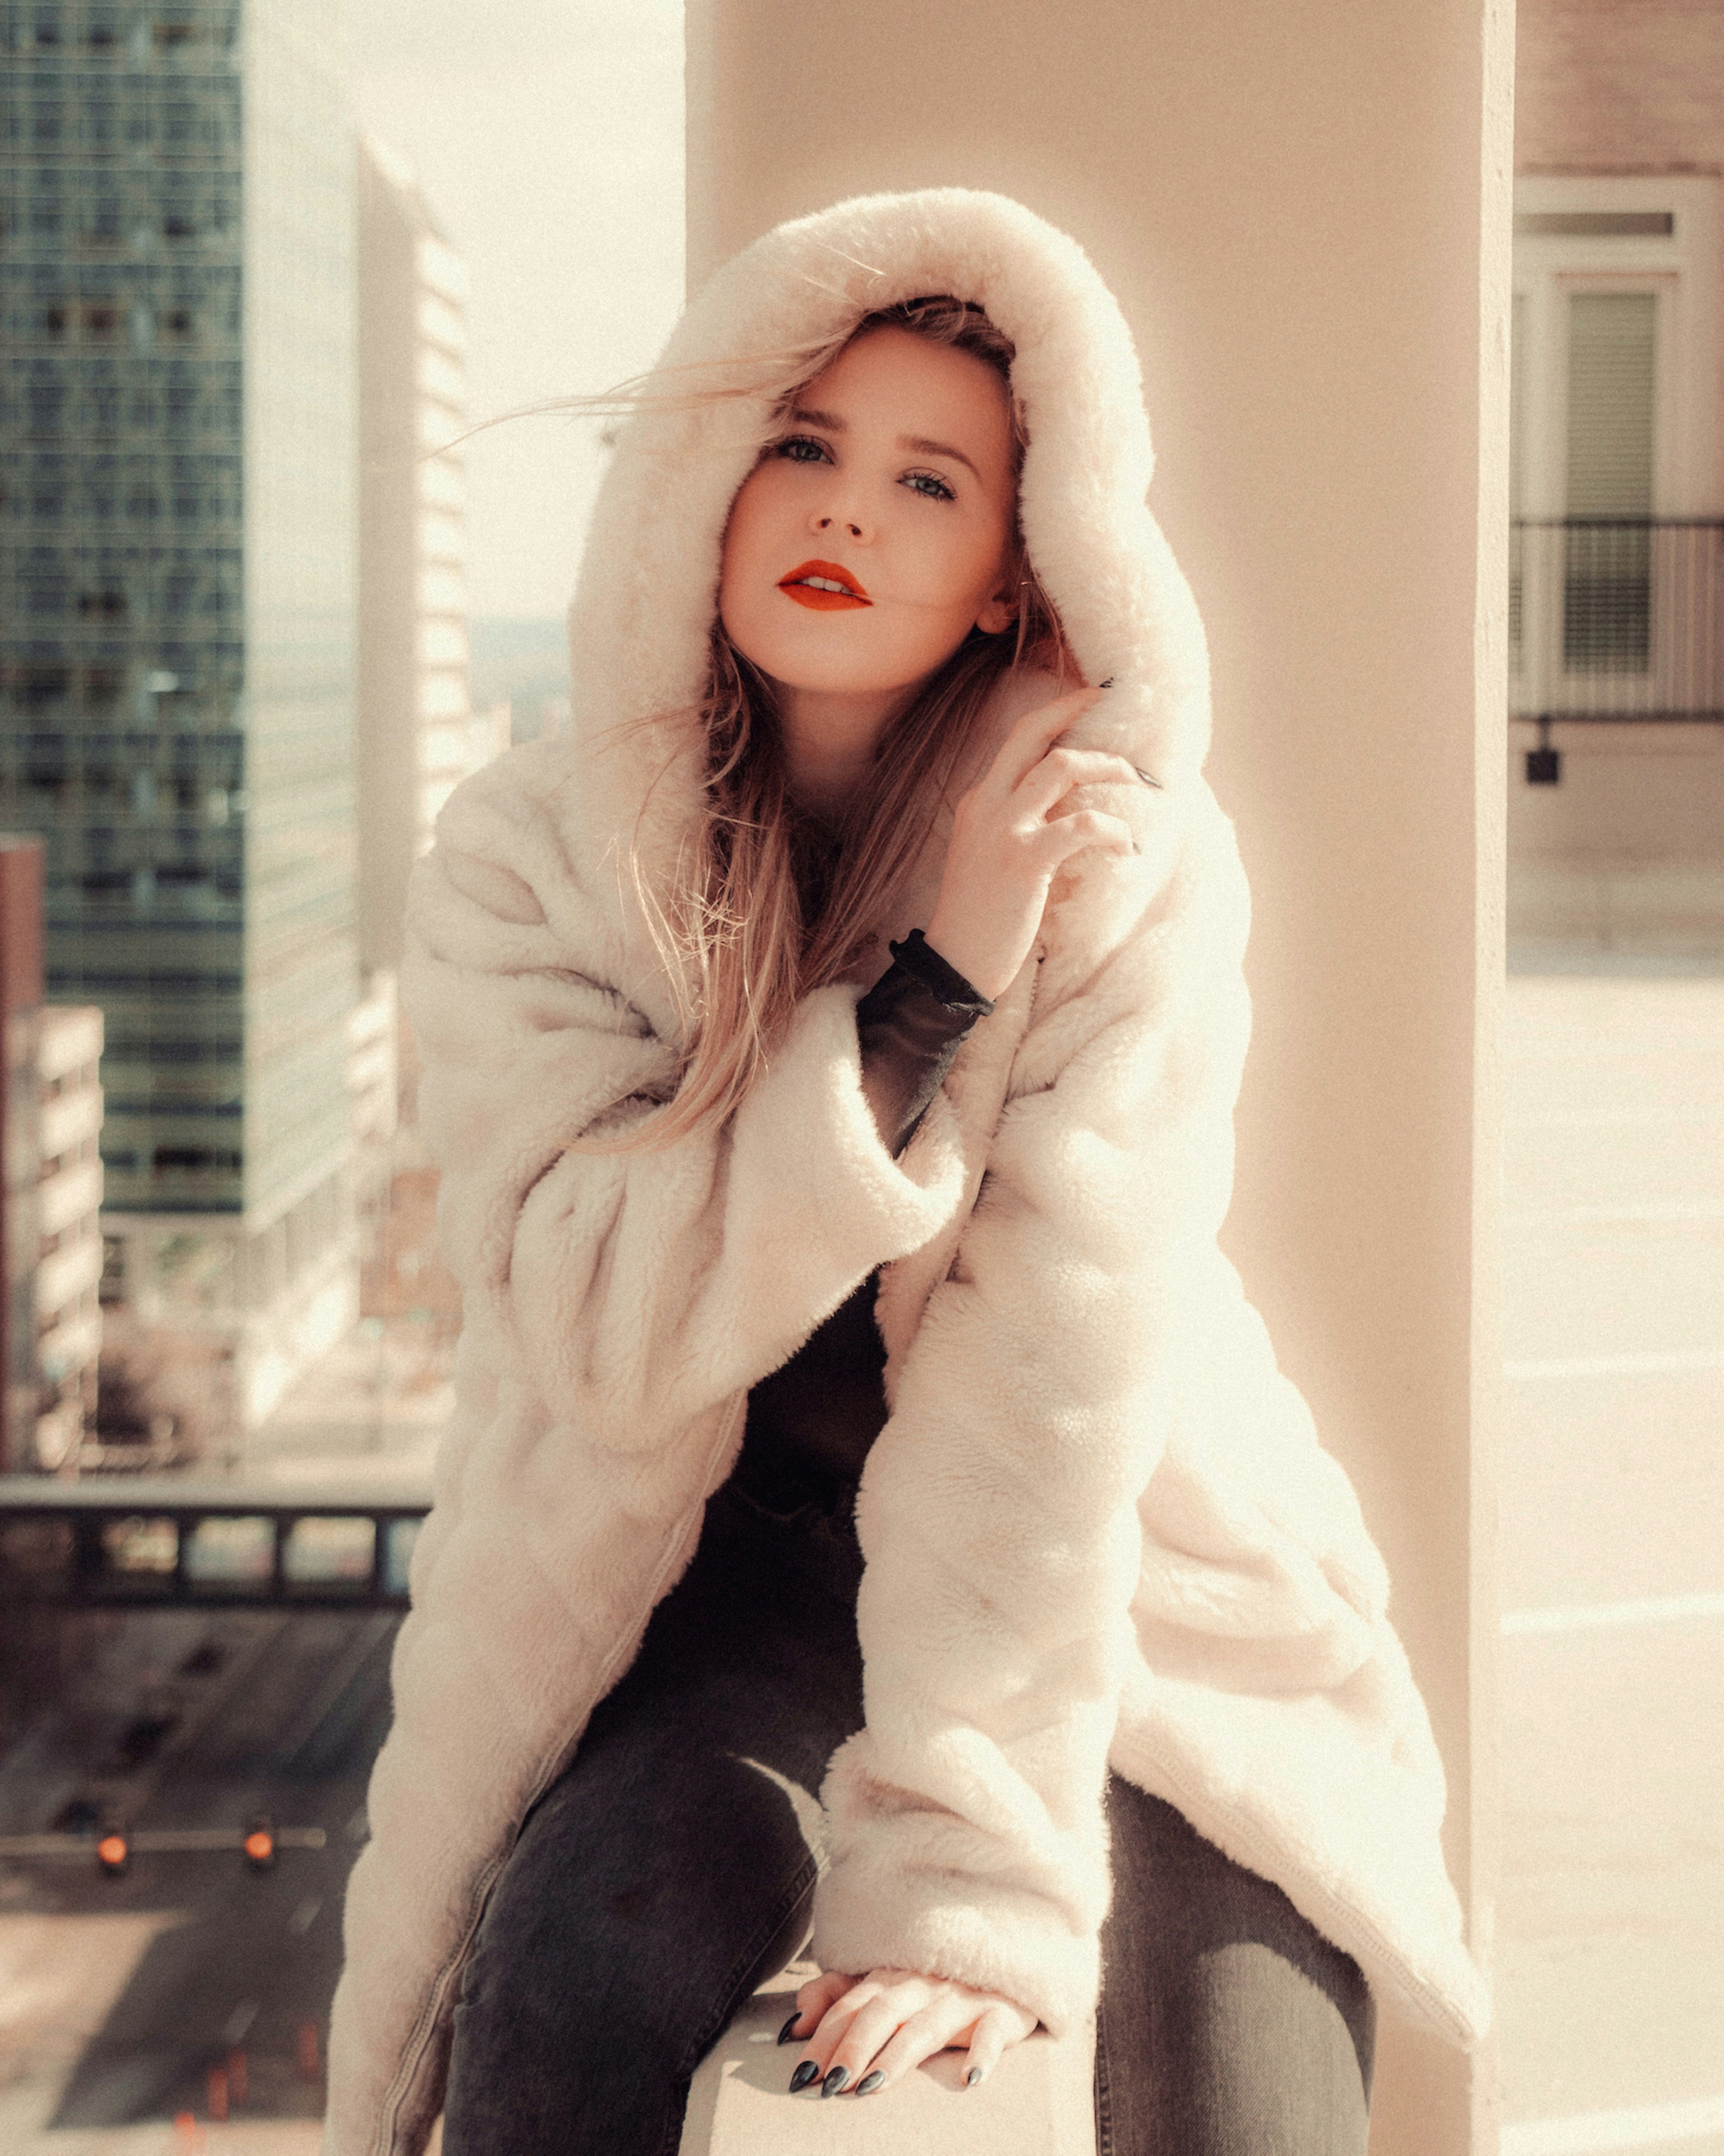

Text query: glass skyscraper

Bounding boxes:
[0,0,359,1436]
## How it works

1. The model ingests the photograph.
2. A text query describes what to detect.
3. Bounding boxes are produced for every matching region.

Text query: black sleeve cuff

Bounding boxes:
[853,932,993,1160]
[884,929,996,1018]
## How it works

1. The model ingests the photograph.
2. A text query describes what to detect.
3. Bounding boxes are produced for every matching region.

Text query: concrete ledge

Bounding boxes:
[679,1960,1096,2156]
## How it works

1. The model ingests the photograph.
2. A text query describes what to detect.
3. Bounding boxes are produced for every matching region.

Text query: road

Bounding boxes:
[0,1604,397,2151]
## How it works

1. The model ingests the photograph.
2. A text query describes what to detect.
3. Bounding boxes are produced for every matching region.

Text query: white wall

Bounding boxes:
[687,2,1512,2148]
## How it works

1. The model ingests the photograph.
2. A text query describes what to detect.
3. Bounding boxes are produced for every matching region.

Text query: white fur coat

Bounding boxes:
[324,188,1488,2156]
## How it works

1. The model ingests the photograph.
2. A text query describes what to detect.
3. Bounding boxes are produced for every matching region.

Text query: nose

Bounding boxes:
[811,504,870,543]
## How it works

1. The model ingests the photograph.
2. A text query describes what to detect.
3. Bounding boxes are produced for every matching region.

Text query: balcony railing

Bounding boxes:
[1511,518,1724,725]
[0,1478,428,1610]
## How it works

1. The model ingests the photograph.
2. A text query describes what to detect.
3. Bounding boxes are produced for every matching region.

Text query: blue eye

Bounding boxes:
[904,471,956,503]
[772,435,830,464]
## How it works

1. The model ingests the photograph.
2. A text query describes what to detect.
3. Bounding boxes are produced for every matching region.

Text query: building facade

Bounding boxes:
[34,999,103,1468]
[0,836,44,1473]
[0,834,103,1475]
[0,0,362,1438]
[356,133,504,976]
[1510,0,1724,959]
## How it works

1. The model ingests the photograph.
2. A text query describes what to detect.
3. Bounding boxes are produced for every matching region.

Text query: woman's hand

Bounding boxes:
[780,1965,1038,2097]
[922,684,1145,1002]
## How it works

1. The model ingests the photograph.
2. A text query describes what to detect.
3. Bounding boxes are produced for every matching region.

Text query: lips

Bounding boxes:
[778,558,871,610]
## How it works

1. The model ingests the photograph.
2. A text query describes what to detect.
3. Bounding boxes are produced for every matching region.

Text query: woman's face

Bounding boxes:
[718,326,1020,701]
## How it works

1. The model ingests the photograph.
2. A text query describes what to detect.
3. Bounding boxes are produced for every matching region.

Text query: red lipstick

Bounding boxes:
[778,558,871,610]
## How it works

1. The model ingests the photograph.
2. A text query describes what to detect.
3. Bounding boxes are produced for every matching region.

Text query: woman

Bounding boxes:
[324,189,1487,2156]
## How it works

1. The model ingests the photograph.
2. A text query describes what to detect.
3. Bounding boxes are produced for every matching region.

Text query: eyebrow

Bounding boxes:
[788,405,982,482]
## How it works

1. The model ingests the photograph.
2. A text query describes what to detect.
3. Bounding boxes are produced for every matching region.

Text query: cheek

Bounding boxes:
[717,485,766,631]
[718,471,771,588]
[717,476,792,666]
[895,531,1007,638]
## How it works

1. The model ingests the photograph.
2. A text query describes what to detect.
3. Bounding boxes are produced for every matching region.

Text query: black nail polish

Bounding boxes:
[821,2065,850,2097]
[789,2060,819,2092]
[856,2070,885,2095]
[1097,677,1115,690]
[967,2065,984,2087]
[777,2013,800,2045]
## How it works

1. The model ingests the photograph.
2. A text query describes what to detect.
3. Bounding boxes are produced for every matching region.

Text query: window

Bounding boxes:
[1563,291,1655,671]
[18,666,70,708]
[153,1145,242,1175]
[1510,177,1721,719]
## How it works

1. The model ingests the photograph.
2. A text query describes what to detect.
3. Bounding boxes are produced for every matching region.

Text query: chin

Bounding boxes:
[729,629,893,697]
[782,660,926,697]
[740,622,965,696]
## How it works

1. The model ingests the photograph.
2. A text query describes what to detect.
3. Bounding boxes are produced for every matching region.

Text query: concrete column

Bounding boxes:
[686,6,1512,2149]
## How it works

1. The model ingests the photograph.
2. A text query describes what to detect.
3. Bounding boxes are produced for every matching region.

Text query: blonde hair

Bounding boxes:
[548,297,1075,1152]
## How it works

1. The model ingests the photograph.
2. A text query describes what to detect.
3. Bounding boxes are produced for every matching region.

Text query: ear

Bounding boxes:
[975,576,1020,637]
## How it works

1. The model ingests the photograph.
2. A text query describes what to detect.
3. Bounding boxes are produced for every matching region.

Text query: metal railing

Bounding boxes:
[1511,518,1724,725]
[0,1476,428,1609]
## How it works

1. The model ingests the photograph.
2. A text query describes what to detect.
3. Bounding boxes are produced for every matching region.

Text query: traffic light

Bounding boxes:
[242,1815,276,1871]
[96,1827,129,1878]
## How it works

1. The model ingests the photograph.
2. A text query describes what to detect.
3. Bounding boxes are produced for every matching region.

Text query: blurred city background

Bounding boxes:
[0,1,1719,2153]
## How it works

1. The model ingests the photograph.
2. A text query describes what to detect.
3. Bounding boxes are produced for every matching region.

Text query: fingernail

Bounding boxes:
[789,2061,819,2092]
[856,2070,885,2095]
[1131,840,1142,855]
[1133,765,1164,789]
[821,2065,850,2097]
[967,2066,984,2087]
[777,2013,800,2045]
[1097,677,1115,690]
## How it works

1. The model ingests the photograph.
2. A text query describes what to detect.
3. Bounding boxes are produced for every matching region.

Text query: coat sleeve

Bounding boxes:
[401,748,973,1445]
[810,784,1254,2036]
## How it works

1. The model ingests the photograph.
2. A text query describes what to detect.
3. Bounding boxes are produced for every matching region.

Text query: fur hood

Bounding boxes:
[324,187,1487,2156]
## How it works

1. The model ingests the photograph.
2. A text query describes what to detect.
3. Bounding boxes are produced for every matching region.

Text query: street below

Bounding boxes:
[0,1604,396,2152]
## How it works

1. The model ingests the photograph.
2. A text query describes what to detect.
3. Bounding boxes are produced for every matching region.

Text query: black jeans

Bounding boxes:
[442,1468,1375,2155]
